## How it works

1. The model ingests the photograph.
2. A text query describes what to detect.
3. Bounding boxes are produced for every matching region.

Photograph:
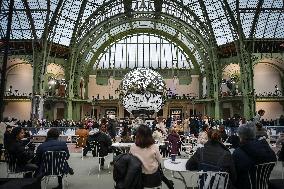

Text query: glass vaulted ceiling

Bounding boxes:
[0,0,284,46]
[95,33,194,69]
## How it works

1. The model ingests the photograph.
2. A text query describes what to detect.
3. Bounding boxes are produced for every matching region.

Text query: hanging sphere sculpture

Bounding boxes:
[119,68,167,116]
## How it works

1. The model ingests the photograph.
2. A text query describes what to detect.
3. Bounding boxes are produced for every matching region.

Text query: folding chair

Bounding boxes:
[88,141,110,175]
[5,152,33,178]
[248,162,276,189]
[190,171,229,189]
[41,151,69,189]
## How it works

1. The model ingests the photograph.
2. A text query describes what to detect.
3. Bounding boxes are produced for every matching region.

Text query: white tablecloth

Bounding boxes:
[163,158,188,172]
[111,142,134,148]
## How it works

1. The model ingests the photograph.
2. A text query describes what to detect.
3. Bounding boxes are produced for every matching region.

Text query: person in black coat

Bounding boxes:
[165,116,172,129]
[277,142,284,162]
[36,128,73,189]
[8,127,38,178]
[83,123,112,167]
[113,153,143,189]
[121,118,132,143]
[186,129,237,189]
[232,124,277,189]
[279,115,284,126]
[108,117,118,140]
[218,125,228,142]
[3,125,13,150]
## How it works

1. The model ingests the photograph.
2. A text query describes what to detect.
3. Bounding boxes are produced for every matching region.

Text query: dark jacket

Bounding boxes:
[8,140,34,170]
[220,130,228,142]
[36,138,70,164]
[113,153,143,189]
[186,140,237,189]
[108,119,118,139]
[166,118,171,128]
[4,131,13,150]
[255,128,268,139]
[232,139,277,189]
[278,142,284,161]
[167,133,180,154]
[87,131,112,156]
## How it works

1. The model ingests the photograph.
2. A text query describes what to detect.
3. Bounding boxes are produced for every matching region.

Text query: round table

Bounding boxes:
[164,158,188,172]
[164,158,189,188]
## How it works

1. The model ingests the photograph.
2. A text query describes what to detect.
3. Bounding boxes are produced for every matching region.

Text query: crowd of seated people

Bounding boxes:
[0,125,74,189]
[5,111,282,137]
[1,113,283,189]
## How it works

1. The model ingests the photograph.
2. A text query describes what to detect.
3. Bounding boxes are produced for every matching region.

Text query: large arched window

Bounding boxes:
[95,33,194,69]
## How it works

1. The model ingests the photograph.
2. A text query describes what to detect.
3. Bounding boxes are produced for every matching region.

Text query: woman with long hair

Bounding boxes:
[130,124,174,189]
[8,127,37,177]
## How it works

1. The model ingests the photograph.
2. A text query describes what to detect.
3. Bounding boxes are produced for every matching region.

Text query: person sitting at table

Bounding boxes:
[232,125,276,189]
[255,122,268,139]
[8,127,38,178]
[36,128,74,189]
[277,141,284,162]
[3,125,13,150]
[173,121,183,135]
[276,132,284,158]
[167,128,181,156]
[186,129,237,189]
[121,119,132,143]
[183,115,190,136]
[157,116,167,135]
[21,127,35,151]
[130,124,174,189]
[197,124,209,145]
[152,127,168,157]
[108,117,118,140]
[218,125,228,142]
[276,132,284,149]
[152,127,164,143]
[226,134,240,154]
[83,123,112,168]
[75,124,89,147]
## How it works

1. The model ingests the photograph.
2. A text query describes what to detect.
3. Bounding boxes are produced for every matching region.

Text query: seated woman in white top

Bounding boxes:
[130,124,174,189]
